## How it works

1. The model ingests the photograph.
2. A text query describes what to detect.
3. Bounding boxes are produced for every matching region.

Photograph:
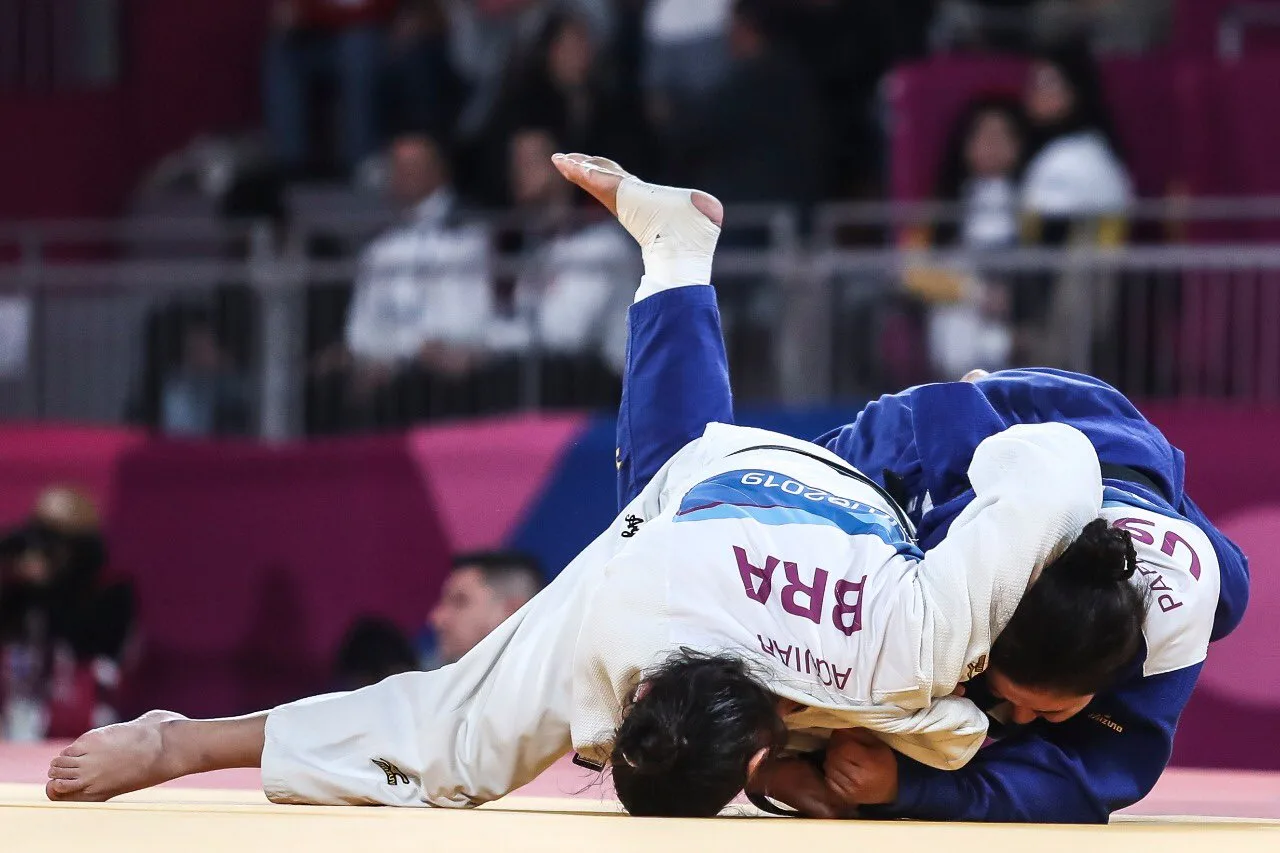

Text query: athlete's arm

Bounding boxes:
[617,285,733,509]
[911,422,1103,692]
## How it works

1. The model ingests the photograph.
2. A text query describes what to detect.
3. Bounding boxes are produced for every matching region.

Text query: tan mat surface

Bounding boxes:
[4,784,1279,853]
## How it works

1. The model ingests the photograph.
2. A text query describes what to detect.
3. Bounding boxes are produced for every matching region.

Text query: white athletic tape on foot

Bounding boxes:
[616,176,721,301]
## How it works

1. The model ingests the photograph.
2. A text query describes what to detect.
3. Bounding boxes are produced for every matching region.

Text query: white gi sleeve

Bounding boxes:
[914,422,1103,695]
[853,696,990,771]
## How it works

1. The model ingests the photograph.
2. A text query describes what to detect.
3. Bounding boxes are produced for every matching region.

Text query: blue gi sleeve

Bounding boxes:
[1179,494,1250,641]
[865,664,1203,823]
[816,381,1010,533]
[616,286,733,510]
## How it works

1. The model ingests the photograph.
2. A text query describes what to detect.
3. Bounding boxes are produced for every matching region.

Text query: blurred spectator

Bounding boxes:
[263,0,398,177]
[511,12,651,174]
[426,550,543,668]
[1021,46,1132,217]
[128,302,254,439]
[0,487,134,741]
[765,0,933,197]
[446,0,615,140]
[490,127,638,406]
[672,0,825,206]
[312,133,495,429]
[1017,44,1133,368]
[331,615,419,691]
[159,312,253,438]
[467,9,650,206]
[642,0,732,123]
[382,0,466,141]
[905,96,1028,379]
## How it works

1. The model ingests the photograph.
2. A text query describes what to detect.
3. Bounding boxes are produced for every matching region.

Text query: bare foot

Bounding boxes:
[46,710,187,802]
[551,153,723,227]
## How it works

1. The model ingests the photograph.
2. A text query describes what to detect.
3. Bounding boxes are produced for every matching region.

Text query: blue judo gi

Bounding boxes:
[615,285,1250,824]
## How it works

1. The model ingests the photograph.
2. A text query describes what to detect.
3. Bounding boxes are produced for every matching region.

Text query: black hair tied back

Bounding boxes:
[1071,518,1138,585]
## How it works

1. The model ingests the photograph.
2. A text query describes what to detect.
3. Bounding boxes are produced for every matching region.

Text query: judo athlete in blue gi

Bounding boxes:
[553,155,1250,823]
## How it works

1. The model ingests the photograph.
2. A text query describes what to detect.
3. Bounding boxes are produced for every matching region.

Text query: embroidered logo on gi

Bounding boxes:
[621,514,644,538]
[1088,713,1124,734]
[372,758,411,786]
[965,655,988,679]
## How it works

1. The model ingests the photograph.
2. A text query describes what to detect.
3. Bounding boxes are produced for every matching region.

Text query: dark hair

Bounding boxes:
[1027,42,1125,160]
[936,95,1029,201]
[452,550,545,597]
[333,616,419,690]
[990,519,1150,695]
[611,649,785,817]
[934,94,1029,245]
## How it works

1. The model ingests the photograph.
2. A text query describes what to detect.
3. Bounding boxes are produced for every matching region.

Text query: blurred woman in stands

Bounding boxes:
[0,488,135,741]
[1017,43,1133,370]
[469,10,652,205]
[903,95,1029,382]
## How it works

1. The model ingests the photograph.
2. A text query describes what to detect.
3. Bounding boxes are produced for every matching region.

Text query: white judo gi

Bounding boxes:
[261,420,1102,808]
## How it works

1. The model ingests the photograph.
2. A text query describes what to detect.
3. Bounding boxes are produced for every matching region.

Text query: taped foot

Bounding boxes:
[552,153,722,297]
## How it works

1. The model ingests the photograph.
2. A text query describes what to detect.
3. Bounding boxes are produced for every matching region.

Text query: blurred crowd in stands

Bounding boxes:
[119,0,1156,437]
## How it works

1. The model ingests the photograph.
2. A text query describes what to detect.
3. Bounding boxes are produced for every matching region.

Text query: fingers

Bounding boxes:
[962,369,990,383]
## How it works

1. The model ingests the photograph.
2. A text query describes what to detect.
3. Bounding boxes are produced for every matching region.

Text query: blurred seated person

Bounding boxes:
[159,310,253,438]
[642,0,731,125]
[311,132,497,429]
[0,488,134,741]
[902,96,1028,381]
[1017,44,1133,369]
[425,550,543,669]
[331,615,420,691]
[487,127,639,409]
[481,10,652,202]
[264,0,398,177]
[670,0,824,207]
[128,303,253,438]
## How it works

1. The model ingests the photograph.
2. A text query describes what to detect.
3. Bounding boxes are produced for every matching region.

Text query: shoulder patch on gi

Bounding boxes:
[673,469,922,559]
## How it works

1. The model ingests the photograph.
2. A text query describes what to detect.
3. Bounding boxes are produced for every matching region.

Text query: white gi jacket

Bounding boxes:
[262,421,1102,808]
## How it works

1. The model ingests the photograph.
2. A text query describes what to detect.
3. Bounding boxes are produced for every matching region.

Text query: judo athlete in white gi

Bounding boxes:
[44,157,1143,818]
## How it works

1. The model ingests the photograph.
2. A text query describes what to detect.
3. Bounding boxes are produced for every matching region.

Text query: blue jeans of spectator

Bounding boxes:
[264,26,386,173]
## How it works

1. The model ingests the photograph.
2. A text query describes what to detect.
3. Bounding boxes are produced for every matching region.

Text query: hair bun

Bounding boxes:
[1072,518,1138,584]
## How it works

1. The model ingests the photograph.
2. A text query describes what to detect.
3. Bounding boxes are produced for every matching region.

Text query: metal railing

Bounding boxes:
[1,202,1278,440]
